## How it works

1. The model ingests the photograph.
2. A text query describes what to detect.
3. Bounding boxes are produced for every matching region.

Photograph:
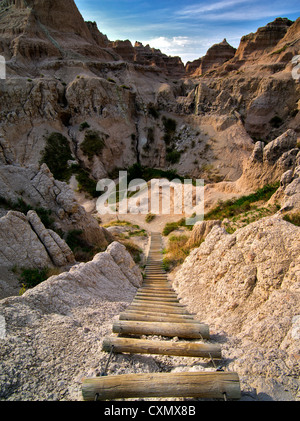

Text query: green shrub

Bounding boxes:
[128,229,147,237]
[126,164,183,183]
[19,267,49,290]
[34,207,55,229]
[80,130,106,159]
[79,121,90,131]
[74,167,98,198]
[162,116,177,133]
[65,229,101,262]
[283,213,300,226]
[147,127,155,143]
[40,132,73,181]
[162,222,179,236]
[163,234,200,271]
[162,116,177,145]
[145,213,156,223]
[147,104,159,119]
[166,150,181,164]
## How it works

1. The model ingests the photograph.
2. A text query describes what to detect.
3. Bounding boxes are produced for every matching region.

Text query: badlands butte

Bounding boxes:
[0,0,300,402]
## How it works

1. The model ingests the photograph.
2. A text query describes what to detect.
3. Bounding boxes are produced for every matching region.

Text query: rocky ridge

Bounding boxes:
[186,39,236,76]
[0,163,112,247]
[0,241,143,400]
[0,3,299,184]
[173,214,300,401]
[0,210,74,269]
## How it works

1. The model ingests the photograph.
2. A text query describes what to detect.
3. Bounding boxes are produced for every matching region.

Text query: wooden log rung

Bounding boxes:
[113,320,210,339]
[102,337,222,358]
[127,305,191,315]
[82,372,241,401]
[119,312,203,324]
[122,309,195,318]
[129,301,186,308]
[138,287,173,291]
[132,298,181,305]
[136,293,178,298]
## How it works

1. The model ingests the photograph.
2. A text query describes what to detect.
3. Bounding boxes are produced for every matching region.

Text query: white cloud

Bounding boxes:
[143,36,190,50]
[176,0,300,22]
[177,0,250,16]
[138,36,227,64]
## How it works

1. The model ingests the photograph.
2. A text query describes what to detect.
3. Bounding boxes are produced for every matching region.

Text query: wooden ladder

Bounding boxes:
[82,232,241,401]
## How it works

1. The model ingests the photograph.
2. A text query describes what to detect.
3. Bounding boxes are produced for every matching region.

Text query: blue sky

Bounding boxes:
[75,0,300,63]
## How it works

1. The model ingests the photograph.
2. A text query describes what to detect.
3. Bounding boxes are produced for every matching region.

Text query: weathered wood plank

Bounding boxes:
[138,287,175,293]
[136,290,177,295]
[136,293,178,299]
[82,372,241,401]
[127,303,190,314]
[122,309,195,318]
[112,320,210,339]
[132,297,181,305]
[103,337,222,358]
[119,312,199,323]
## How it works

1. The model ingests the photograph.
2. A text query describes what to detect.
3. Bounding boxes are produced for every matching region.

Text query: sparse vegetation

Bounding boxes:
[103,220,146,237]
[40,131,104,198]
[103,220,135,228]
[40,132,73,182]
[147,127,155,144]
[121,240,143,263]
[222,203,281,233]
[126,163,183,183]
[162,217,194,236]
[163,234,204,271]
[145,213,156,223]
[283,212,300,226]
[0,196,55,230]
[73,167,98,198]
[147,103,160,119]
[79,121,90,131]
[162,116,177,145]
[65,229,102,262]
[80,130,106,159]
[18,267,49,294]
[163,222,179,236]
[205,183,280,221]
[270,44,288,55]
[18,267,62,294]
[166,150,181,164]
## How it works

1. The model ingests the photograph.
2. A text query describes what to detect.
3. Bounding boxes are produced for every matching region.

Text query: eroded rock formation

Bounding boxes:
[0,163,113,248]
[173,216,300,400]
[0,242,143,400]
[0,210,75,268]
[186,39,236,76]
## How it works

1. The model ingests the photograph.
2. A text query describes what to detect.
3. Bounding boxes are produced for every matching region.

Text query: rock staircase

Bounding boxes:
[81,233,241,401]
